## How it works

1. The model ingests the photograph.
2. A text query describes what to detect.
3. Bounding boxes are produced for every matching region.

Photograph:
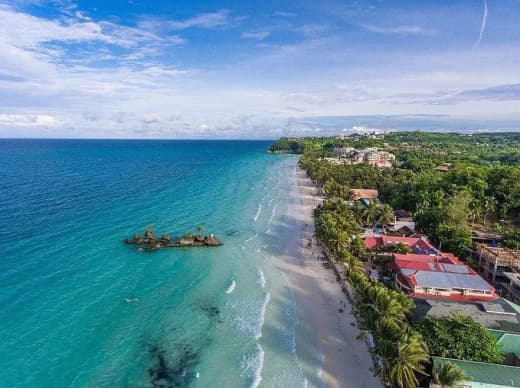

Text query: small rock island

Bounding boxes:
[124,226,222,252]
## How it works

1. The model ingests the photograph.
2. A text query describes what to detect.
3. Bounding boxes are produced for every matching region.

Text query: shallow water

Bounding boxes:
[0,140,314,387]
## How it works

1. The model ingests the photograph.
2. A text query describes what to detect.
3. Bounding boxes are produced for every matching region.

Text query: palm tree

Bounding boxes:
[378,204,395,230]
[362,286,407,332]
[433,362,469,388]
[387,329,429,388]
[364,201,379,227]
[197,225,204,236]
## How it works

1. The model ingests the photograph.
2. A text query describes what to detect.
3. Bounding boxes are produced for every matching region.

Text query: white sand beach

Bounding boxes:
[274,164,381,387]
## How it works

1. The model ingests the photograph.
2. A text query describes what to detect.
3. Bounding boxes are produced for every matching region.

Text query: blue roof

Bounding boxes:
[404,270,493,291]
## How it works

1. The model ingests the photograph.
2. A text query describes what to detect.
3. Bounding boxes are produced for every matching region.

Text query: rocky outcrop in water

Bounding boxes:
[124,227,222,252]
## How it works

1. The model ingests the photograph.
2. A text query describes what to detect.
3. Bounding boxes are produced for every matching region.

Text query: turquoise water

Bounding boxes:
[0,140,311,387]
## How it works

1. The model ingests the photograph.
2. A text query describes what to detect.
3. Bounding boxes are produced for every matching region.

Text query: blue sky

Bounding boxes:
[0,0,519,138]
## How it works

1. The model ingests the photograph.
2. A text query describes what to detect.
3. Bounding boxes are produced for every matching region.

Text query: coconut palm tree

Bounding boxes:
[433,362,469,388]
[197,225,204,236]
[361,286,407,332]
[387,329,429,388]
[364,201,379,227]
[378,204,395,230]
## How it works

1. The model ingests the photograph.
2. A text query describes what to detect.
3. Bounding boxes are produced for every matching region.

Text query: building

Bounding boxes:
[489,330,520,366]
[412,297,520,333]
[350,189,379,201]
[364,235,438,254]
[329,147,395,168]
[393,252,460,264]
[434,163,452,173]
[476,244,520,287]
[390,210,416,234]
[333,146,354,157]
[390,259,497,302]
[504,272,520,304]
[394,209,413,222]
[431,357,520,388]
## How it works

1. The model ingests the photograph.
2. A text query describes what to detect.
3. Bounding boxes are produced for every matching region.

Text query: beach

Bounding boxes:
[272,163,381,387]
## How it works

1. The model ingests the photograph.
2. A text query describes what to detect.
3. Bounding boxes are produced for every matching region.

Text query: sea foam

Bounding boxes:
[268,204,277,224]
[256,268,266,288]
[240,344,264,388]
[230,292,270,340]
[253,204,262,222]
[225,280,236,294]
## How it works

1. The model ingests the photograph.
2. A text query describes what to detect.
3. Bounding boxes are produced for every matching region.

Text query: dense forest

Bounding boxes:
[271,132,520,254]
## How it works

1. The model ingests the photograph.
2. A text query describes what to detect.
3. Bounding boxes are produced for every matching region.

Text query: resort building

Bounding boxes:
[364,235,438,254]
[390,258,497,302]
[329,147,395,169]
[476,243,520,287]
[332,146,354,157]
[431,357,520,388]
[412,297,520,333]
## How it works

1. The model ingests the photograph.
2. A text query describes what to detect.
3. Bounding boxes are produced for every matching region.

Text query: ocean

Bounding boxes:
[0,140,313,387]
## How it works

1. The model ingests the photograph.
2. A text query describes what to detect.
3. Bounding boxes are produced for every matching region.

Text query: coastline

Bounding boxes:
[274,163,381,387]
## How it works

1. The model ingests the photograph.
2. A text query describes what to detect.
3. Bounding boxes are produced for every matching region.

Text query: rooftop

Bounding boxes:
[392,260,475,274]
[433,357,520,387]
[403,270,494,292]
[350,189,379,200]
[489,329,520,358]
[412,297,520,333]
[393,253,460,264]
[477,244,520,268]
[504,272,520,286]
[394,209,411,219]
[364,235,438,254]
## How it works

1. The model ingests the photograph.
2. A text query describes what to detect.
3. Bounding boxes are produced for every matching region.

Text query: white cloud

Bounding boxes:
[361,24,435,35]
[0,114,59,127]
[241,31,270,40]
[139,10,234,32]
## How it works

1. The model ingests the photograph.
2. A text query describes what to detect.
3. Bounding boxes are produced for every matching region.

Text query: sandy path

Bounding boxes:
[273,164,381,388]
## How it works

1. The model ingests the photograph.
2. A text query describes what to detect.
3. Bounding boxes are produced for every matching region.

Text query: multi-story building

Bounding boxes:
[476,243,520,287]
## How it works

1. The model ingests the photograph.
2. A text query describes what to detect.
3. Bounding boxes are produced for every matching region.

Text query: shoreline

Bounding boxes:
[273,163,380,387]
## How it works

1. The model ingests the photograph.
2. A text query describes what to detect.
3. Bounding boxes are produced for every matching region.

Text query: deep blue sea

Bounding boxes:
[0,140,313,387]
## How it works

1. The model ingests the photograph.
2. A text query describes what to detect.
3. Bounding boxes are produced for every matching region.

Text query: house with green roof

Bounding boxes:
[489,329,520,366]
[432,357,520,387]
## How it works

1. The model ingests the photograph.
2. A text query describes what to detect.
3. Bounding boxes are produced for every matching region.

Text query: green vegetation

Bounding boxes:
[415,316,504,364]
[432,361,470,388]
[308,167,430,387]
[286,132,520,255]
[274,132,520,387]
[349,272,429,388]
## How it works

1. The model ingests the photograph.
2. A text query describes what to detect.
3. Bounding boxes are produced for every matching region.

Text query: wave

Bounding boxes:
[240,344,264,388]
[256,268,266,288]
[230,292,270,340]
[268,204,277,224]
[225,280,236,294]
[256,293,270,340]
[253,204,262,222]
[243,233,258,244]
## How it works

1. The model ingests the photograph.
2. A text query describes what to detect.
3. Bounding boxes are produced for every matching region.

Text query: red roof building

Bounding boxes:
[389,255,497,302]
[393,253,460,264]
[364,235,438,254]
[350,189,379,201]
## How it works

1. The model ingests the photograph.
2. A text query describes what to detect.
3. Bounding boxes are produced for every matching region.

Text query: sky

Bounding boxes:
[0,0,519,138]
